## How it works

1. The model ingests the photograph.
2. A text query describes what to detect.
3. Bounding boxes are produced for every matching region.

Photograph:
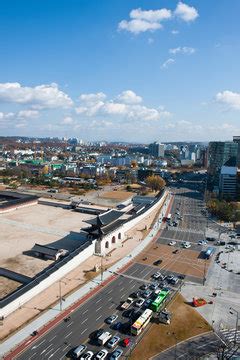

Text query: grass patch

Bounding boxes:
[130,293,212,360]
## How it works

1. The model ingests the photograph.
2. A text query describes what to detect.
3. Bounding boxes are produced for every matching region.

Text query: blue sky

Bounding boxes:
[0,0,240,142]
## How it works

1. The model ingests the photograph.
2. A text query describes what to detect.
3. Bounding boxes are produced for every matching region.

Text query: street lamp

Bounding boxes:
[229,307,239,345]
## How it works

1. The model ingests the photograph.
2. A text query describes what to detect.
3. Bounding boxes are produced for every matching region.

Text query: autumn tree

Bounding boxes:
[146,175,166,192]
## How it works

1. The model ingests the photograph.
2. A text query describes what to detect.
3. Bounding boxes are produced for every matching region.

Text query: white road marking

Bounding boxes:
[82,318,88,324]
[64,331,72,339]
[120,287,124,292]
[49,348,60,358]
[109,304,115,309]
[40,343,53,354]
[81,328,88,335]
[96,315,102,321]
[108,297,113,301]
[62,345,69,352]
[130,285,135,290]
[49,335,57,342]
[45,347,56,356]
[67,321,73,328]
[96,298,102,304]
[32,339,46,349]
[108,289,113,294]
[96,306,102,312]
[83,309,88,315]
[29,353,36,360]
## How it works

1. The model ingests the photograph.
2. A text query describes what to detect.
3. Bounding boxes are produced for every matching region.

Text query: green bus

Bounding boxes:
[150,289,170,312]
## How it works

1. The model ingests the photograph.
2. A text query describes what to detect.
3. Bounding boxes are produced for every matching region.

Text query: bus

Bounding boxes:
[150,289,170,312]
[131,309,153,336]
[204,247,215,259]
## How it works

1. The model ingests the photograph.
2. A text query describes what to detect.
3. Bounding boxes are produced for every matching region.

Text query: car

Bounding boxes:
[144,299,152,308]
[182,241,191,248]
[166,275,174,282]
[170,277,179,285]
[122,338,131,347]
[107,335,121,349]
[140,284,148,290]
[95,349,108,359]
[123,309,134,318]
[153,259,162,266]
[109,348,123,360]
[198,240,208,245]
[131,291,141,298]
[105,314,118,324]
[152,272,161,279]
[142,290,152,298]
[121,322,131,334]
[135,298,145,307]
[225,244,235,250]
[149,283,158,290]
[206,237,215,241]
[112,322,122,331]
[130,310,142,321]
[80,351,94,360]
[72,345,87,358]
[169,241,177,246]
[91,329,104,340]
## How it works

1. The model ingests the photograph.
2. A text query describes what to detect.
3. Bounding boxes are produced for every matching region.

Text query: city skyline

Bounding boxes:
[0,0,240,141]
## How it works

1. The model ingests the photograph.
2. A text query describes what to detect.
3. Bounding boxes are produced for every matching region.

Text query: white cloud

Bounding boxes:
[171,29,179,35]
[18,110,39,119]
[216,90,240,110]
[116,90,142,104]
[0,82,73,109]
[130,8,172,22]
[62,116,73,124]
[79,92,106,103]
[0,112,14,120]
[169,46,196,55]
[161,58,175,69]
[75,90,170,122]
[175,2,199,22]
[118,19,162,34]
[118,3,198,34]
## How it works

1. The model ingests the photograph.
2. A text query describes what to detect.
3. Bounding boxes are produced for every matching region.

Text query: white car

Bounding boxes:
[169,241,176,246]
[152,272,161,279]
[107,335,120,349]
[95,349,108,360]
[182,241,191,248]
[80,351,94,360]
[198,240,208,245]
[135,298,145,307]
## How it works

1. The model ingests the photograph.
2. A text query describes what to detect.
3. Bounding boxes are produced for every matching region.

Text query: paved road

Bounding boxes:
[16,263,166,360]
[153,332,222,359]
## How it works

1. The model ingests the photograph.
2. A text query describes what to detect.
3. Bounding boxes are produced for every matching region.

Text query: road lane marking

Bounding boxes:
[120,287,124,292]
[81,328,88,335]
[64,331,72,339]
[109,304,115,309]
[82,318,88,324]
[83,309,88,315]
[120,293,126,299]
[49,348,60,358]
[108,297,113,301]
[108,289,113,294]
[40,343,53,354]
[96,306,102,312]
[67,321,73,328]
[62,345,69,352]
[49,335,57,341]
[29,353,36,360]
[45,347,55,356]
[96,315,102,321]
[96,298,102,304]
[32,339,46,349]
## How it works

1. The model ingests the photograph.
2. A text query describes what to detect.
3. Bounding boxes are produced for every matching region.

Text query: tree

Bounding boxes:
[146,175,166,192]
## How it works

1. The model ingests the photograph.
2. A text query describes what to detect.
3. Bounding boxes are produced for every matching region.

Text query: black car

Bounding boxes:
[123,308,134,318]
[153,259,162,266]
[140,284,148,290]
[90,329,104,340]
[130,310,142,322]
[131,291,141,298]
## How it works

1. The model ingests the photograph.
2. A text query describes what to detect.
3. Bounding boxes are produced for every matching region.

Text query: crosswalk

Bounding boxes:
[220,329,240,345]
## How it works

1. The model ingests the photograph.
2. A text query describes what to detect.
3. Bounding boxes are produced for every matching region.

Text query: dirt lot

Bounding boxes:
[100,190,134,201]
[0,277,20,299]
[130,293,212,360]
[135,244,210,279]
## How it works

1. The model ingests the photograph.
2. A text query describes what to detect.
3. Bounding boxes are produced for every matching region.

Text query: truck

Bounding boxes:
[97,331,112,346]
[121,297,134,310]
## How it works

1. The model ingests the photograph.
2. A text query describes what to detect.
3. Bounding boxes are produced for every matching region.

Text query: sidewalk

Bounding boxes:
[1,192,172,358]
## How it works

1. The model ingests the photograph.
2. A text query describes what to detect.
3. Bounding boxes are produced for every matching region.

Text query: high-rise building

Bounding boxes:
[149,142,165,158]
[219,166,237,199]
[233,136,240,167]
[207,141,238,191]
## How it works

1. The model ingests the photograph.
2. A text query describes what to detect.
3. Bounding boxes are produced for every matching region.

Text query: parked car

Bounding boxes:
[140,284,148,290]
[80,351,94,360]
[91,329,104,341]
[142,290,152,298]
[131,291,141,298]
[95,349,108,360]
[112,322,122,331]
[152,272,161,279]
[166,275,174,282]
[105,314,118,324]
[107,335,121,349]
[170,277,179,285]
[198,240,208,245]
[122,338,131,347]
[109,348,123,360]
[169,241,176,246]
[150,283,158,291]
[153,259,162,266]
[135,297,145,307]
[182,241,191,248]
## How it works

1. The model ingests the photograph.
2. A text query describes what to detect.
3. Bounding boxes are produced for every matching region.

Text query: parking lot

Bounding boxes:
[17,263,179,360]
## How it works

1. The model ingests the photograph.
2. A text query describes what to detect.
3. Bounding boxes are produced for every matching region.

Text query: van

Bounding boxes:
[72,344,87,358]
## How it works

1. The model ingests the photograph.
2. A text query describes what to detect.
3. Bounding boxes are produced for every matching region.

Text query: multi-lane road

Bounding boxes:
[13,184,227,360]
